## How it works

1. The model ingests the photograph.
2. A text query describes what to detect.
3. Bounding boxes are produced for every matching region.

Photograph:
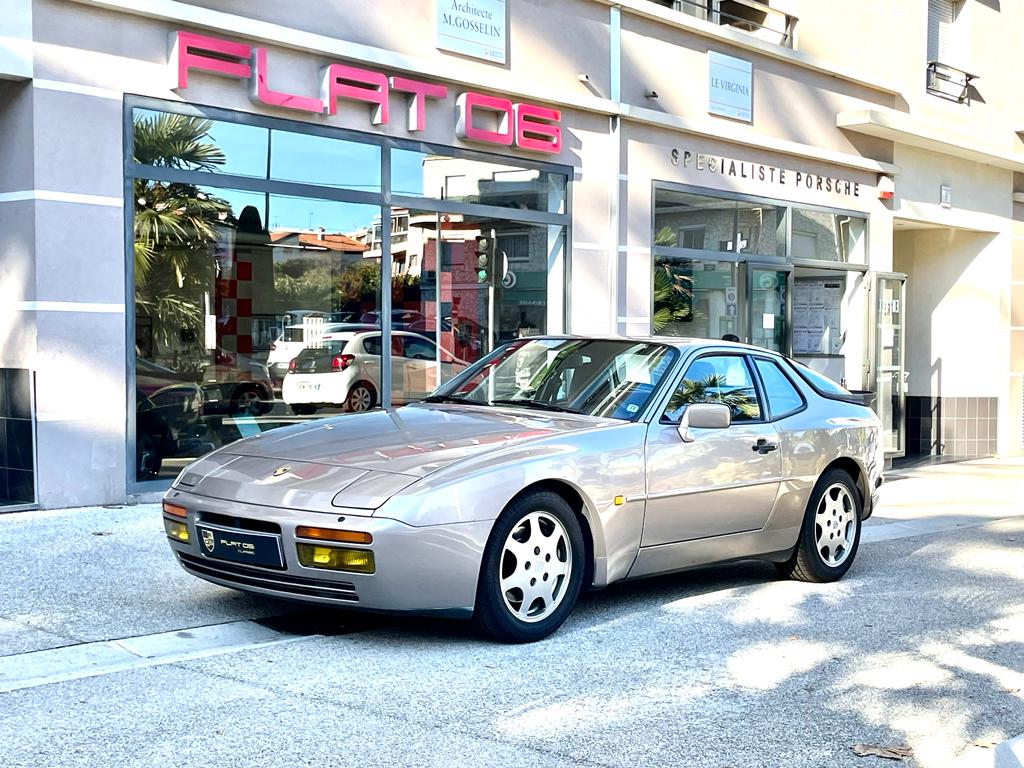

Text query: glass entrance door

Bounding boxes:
[747,265,791,353]
[874,273,906,456]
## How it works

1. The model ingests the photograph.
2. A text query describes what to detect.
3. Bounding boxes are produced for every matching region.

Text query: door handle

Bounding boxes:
[752,438,778,454]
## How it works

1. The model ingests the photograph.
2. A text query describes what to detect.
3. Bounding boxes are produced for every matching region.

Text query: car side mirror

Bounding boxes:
[676,403,731,443]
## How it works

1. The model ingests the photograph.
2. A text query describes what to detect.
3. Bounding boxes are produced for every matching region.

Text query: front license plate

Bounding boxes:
[195,525,284,568]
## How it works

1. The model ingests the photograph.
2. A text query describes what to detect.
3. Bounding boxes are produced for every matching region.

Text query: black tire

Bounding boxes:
[345,382,376,412]
[474,490,585,643]
[291,404,318,416]
[777,468,862,583]
[230,385,264,417]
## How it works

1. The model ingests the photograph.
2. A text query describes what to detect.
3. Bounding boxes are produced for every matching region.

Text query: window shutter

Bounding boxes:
[927,0,955,63]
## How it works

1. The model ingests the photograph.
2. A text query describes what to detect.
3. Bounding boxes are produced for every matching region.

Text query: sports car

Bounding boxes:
[163,336,884,643]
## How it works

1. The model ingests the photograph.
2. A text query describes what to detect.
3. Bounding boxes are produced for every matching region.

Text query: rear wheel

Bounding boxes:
[474,490,585,643]
[777,468,862,583]
[345,382,376,412]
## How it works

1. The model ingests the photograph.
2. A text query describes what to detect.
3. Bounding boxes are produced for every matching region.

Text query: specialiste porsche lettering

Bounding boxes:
[170,31,560,153]
[680,149,861,197]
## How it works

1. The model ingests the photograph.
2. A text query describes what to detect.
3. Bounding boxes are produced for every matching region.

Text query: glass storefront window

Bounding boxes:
[130,105,570,485]
[653,256,739,339]
[392,149,566,214]
[270,130,381,191]
[382,209,562,405]
[654,189,785,258]
[792,208,866,263]
[133,109,268,178]
[133,175,381,481]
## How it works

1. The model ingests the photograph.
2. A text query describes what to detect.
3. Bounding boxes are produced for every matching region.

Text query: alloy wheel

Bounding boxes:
[499,511,572,623]
[349,386,372,412]
[814,483,856,567]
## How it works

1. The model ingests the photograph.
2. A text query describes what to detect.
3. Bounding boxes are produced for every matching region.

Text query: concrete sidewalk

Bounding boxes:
[1,458,1023,767]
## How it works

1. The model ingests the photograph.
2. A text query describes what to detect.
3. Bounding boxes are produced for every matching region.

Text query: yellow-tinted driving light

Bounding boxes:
[295,526,372,544]
[296,543,375,574]
[163,501,188,518]
[164,518,190,543]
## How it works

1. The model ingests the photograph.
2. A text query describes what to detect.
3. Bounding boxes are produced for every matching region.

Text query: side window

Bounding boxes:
[404,337,436,360]
[753,358,804,419]
[662,354,762,424]
[362,335,381,356]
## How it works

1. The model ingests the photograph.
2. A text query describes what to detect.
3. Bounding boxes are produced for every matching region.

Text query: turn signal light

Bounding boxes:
[163,501,188,518]
[295,526,372,544]
[296,543,375,574]
[164,518,190,543]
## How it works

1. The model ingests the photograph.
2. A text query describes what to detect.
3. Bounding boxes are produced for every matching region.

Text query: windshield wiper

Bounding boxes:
[489,398,581,415]
[421,394,486,406]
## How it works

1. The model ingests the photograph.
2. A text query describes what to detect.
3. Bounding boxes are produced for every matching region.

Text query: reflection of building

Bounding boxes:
[5,0,1024,508]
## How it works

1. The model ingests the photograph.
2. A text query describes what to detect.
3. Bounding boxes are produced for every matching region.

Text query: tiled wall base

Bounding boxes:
[905,396,997,458]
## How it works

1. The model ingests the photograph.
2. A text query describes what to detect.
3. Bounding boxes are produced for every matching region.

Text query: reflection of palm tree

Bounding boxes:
[667,375,758,419]
[652,225,694,334]
[133,112,231,351]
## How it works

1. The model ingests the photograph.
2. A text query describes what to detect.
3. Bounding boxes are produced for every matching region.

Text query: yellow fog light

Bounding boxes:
[164,518,190,543]
[296,543,375,574]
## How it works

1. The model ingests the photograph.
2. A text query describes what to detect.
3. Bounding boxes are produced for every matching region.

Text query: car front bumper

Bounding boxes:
[163,489,492,617]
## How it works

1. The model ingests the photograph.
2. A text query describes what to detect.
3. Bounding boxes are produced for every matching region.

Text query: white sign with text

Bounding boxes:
[437,0,507,64]
[708,51,752,122]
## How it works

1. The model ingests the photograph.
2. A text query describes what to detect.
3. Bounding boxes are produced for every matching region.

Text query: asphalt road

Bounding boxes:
[1,459,1023,768]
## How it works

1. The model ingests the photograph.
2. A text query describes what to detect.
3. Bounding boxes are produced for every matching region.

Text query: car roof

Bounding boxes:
[520,334,775,354]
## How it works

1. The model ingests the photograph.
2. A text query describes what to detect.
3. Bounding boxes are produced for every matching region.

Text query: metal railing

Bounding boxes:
[926,61,977,104]
[647,0,798,48]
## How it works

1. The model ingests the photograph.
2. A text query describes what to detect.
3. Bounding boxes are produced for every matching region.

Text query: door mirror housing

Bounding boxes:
[676,403,731,442]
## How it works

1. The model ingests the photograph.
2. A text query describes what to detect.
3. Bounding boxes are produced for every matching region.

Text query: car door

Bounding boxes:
[642,352,783,546]
[399,334,441,399]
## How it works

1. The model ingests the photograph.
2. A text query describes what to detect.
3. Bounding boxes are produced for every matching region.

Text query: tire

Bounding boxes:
[345,382,376,413]
[474,490,585,643]
[777,468,862,583]
[230,385,264,417]
[291,404,318,416]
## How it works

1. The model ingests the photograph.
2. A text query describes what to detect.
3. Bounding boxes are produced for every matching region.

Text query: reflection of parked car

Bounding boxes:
[282,330,466,415]
[359,309,426,329]
[137,354,273,418]
[201,351,274,416]
[267,323,376,389]
[407,316,486,363]
[135,361,206,480]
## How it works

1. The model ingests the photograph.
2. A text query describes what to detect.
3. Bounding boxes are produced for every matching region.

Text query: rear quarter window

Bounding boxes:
[753,358,804,419]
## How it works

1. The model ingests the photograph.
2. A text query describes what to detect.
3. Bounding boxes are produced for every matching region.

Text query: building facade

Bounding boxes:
[1,0,1023,509]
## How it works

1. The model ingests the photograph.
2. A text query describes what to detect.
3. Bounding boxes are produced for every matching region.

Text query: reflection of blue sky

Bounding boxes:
[202,186,378,235]
[392,149,428,197]
[271,131,380,190]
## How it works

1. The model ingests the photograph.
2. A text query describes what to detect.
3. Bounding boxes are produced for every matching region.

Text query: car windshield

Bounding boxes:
[427,338,678,420]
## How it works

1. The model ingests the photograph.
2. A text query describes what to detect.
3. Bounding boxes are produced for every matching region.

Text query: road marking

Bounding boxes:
[0,620,316,693]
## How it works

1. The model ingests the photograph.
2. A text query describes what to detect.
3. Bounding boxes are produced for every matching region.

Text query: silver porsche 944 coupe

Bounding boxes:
[163,336,883,643]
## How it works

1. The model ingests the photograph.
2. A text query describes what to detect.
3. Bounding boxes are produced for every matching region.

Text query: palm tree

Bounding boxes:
[652,226,694,334]
[132,112,231,353]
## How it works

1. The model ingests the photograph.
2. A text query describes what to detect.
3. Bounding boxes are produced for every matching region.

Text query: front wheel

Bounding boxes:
[474,490,585,643]
[777,468,862,583]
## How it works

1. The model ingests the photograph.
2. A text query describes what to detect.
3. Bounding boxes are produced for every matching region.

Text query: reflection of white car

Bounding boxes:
[267,323,373,387]
[282,331,466,415]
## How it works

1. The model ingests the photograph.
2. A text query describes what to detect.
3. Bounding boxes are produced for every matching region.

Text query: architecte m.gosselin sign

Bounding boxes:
[169,30,559,154]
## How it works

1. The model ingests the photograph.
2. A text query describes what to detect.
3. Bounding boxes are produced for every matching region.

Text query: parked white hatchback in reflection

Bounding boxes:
[282,330,467,415]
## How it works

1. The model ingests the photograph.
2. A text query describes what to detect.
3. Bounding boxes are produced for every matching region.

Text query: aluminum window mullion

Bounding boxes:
[388,194,569,226]
[129,164,384,207]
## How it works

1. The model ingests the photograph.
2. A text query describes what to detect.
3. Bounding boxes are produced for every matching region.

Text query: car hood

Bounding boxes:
[220,403,608,476]
[173,404,614,513]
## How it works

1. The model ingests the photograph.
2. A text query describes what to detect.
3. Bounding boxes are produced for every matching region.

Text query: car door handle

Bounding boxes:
[752,438,778,454]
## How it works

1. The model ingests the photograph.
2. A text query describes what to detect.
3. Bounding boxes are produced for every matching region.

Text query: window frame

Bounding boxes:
[124,96,572,494]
